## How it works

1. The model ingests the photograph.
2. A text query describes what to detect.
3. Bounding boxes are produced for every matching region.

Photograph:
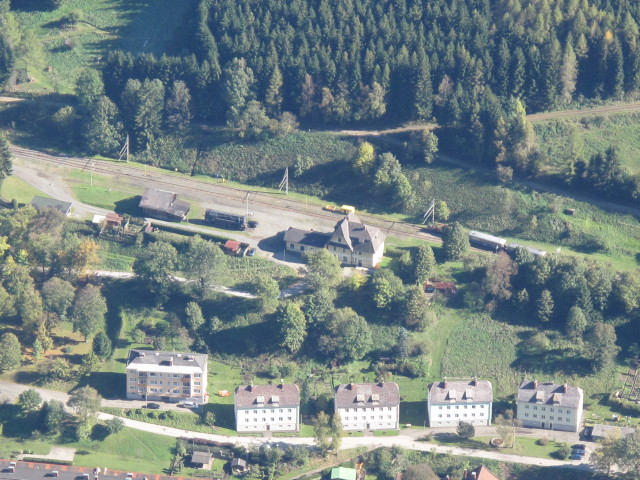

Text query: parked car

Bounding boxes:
[572,449,586,455]
[572,444,586,450]
[248,220,259,229]
[182,401,198,409]
[569,453,584,460]
[246,248,256,257]
[145,402,161,410]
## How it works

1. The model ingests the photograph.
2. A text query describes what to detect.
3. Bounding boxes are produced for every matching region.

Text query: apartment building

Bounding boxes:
[125,349,208,403]
[427,378,493,427]
[516,379,583,432]
[234,383,300,432]
[334,382,400,431]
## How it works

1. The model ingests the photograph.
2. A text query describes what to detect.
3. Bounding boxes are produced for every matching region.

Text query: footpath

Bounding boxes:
[0,381,591,471]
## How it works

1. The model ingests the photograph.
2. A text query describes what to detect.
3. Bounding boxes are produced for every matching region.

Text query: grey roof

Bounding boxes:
[191,451,212,464]
[428,379,493,404]
[126,349,207,371]
[235,383,300,408]
[335,382,400,409]
[30,196,72,215]
[517,380,583,409]
[591,424,636,439]
[139,188,190,217]
[328,214,385,253]
[283,227,331,248]
[231,458,247,468]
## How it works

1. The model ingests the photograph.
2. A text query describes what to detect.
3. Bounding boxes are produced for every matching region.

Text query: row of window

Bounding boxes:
[342,407,394,412]
[343,416,393,421]
[524,405,571,413]
[241,417,293,423]
[132,372,202,378]
[438,413,485,418]
[437,405,483,410]
[129,386,200,394]
[524,413,570,422]
[243,409,294,414]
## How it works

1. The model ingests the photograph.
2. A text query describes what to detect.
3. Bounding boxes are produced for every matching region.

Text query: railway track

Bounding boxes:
[11,146,440,243]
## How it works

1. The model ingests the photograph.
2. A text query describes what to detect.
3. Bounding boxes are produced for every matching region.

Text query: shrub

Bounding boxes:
[536,437,549,446]
[61,346,73,354]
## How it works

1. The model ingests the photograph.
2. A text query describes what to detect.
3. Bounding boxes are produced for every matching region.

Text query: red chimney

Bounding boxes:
[443,377,448,389]
[471,472,477,480]
[563,383,568,393]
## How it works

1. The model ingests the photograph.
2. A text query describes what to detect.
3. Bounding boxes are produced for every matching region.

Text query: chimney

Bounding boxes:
[472,377,478,386]
[169,356,173,366]
[279,379,284,388]
[249,382,253,392]
[471,472,477,480]
[443,377,448,389]
[563,383,568,393]
[378,377,384,386]
[350,382,355,390]
[533,379,538,389]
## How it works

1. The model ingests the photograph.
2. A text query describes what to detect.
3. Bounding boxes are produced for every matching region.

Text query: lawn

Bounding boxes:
[0,176,48,204]
[67,170,139,211]
[13,0,196,94]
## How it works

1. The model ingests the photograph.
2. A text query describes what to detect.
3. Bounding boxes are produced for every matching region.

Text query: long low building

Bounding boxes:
[334,382,400,431]
[139,188,190,221]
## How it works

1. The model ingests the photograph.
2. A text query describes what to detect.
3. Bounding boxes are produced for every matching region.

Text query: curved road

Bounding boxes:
[0,380,591,470]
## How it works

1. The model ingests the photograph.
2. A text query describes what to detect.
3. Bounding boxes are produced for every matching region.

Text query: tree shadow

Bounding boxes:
[399,401,426,426]
[114,196,143,217]
[91,424,109,441]
[78,372,125,399]
[200,403,235,430]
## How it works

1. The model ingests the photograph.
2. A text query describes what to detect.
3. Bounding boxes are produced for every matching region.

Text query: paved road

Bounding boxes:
[0,381,594,469]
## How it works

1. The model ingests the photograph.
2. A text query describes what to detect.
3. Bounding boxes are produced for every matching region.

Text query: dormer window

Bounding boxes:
[536,391,544,403]
[356,394,365,403]
[371,394,379,404]
[256,395,265,405]
[338,237,342,242]
[271,395,280,405]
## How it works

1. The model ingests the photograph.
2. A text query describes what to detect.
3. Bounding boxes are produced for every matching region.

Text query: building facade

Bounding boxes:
[334,382,400,431]
[516,380,583,432]
[284,213,386,268]
[427,378,493,427]
[234,383,300,432]
[125,350,208,403]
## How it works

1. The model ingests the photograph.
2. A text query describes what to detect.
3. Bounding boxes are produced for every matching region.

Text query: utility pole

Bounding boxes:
[245,191,250,217]
[89,161,96,186]
[278,168,289,195]
[118,135,129,163]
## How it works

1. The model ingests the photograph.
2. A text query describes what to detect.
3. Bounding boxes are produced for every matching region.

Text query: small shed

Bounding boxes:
[191,451,213,469]
[331,467,357,480]
[31,196,72,216]
[230,458,249,474]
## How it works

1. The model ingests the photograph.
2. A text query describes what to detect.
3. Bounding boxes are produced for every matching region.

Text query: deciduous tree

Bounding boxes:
[305,249,343,290]
[253,276,280,314]
[164,80,192,132]
[18,389,42,413]
[71,284,107,341]
[457,421,475,439]
[371,268,404,310]
[183,236,224,298]
[0,132,12,184]
[67,386,102,422]
[275,301,307,354]
[133,241,178,300]
[41,277,75,322]
[185,301,205,332]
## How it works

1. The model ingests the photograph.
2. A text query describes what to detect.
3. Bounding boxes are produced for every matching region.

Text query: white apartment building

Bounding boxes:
[427,378,493,427]
[234,383,300,432]
[334,382,400,431]
[516,379,583,432]
[125,350,208,403]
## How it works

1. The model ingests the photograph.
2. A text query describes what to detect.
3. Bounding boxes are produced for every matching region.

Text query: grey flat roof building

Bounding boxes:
[30,196,72,216]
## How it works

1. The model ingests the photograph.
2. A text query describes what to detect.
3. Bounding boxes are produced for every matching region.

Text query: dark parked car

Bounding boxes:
[572,449,586,455]
[145,402,161,409]
[572,444,586,450]
[246,248,256,257]
[569,453,584,460]
[248,220,259,229]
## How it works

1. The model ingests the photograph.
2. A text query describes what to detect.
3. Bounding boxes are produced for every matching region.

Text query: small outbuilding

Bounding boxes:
[230,458,249,474]
[191,451,213,469]
[591,424,636,441]
[331,467,357,480]
[139,188,190,221]
[31,196,72,216]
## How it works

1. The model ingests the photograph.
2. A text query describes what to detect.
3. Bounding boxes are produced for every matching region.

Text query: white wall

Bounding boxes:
[428,402,492,427]
[235,406,300,432]
[336,405,399,431]
[516,402,582,432]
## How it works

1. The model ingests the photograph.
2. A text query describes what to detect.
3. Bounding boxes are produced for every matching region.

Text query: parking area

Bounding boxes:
[0,460,198,480]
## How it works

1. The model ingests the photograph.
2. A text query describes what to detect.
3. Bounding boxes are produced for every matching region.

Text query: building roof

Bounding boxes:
[235,383,300,408]
[125,349,207,374]
[517,380,583,409]
[191,451,212,465]
[283,227,331,248]
[428,379,493,404]
[335,382,400,409]
[330,467,357,480]
[465,465,500,480]
[230,458,247,468]
[139,188,190,217]
[105,212,123,224]
[591,424,636,439]
[328,214,385,254]
[30,196,72,215]
[224,240,241,250]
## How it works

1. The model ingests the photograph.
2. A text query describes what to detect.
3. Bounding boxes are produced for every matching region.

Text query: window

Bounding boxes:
[151,381,157,385]
[455,414,459,418]
[542,415,546,419]
[301,246,305,252]
[288,409,292,412]
[533,414,537,418]
[525,405,529,409]
[194,374,201,378]
[279,417,283,421]
[150,373,157,377]
[288,417,292,421]
[446,414,450,418]
[472,405,476,409]
[173,374,179,378]
[195,382,201,386]
[480,413,484,417]
[542,407,546,411]
[533,406,537,410]
[524,413,529,417]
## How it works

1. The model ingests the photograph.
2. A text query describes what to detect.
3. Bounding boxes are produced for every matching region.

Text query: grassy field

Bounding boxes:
[535,112,640,175]
[0,176,48,204]
[12,0,196,94]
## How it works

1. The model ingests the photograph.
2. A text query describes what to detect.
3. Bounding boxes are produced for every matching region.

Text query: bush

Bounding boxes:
[105,417,125,435]
[61,346,73,354]
[536,437,549,446]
